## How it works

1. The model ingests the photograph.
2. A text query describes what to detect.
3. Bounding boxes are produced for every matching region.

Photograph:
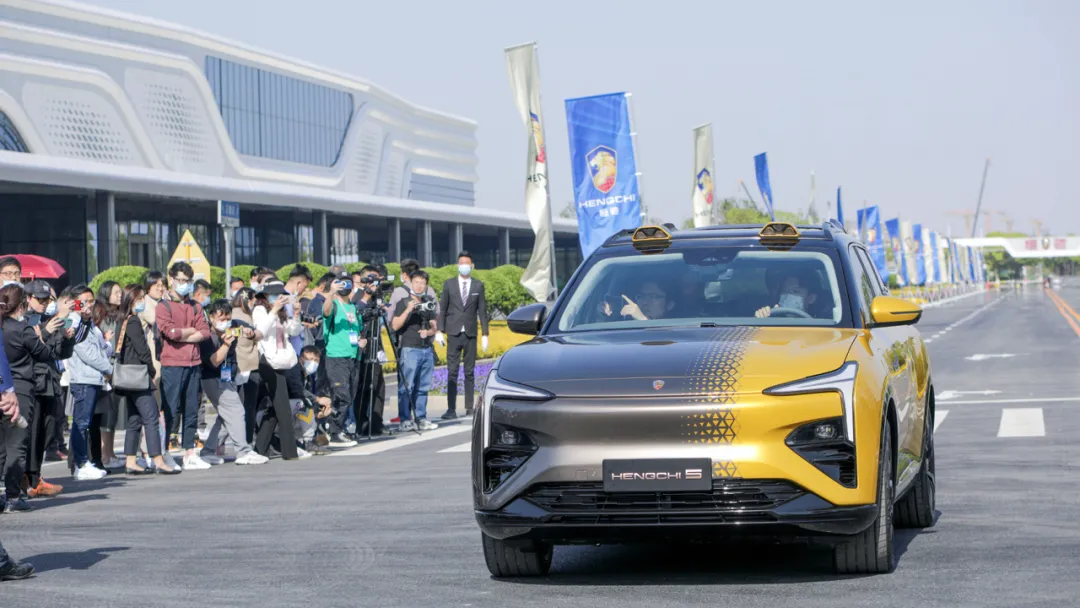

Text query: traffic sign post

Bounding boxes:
[218,201,240,292]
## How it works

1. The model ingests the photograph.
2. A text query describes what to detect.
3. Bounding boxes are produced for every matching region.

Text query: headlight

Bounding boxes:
[479,361,553,451]
[764,362,858,445]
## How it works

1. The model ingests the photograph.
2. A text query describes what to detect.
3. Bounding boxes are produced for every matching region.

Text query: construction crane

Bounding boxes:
[947,209,995,236]
[1030,219,1045,239]
[996,210,1015,234]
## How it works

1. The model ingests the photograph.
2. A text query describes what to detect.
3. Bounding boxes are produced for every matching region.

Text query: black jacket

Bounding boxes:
[437,277,489,338]
[1,317,64,397]
[33,317,76,397]
[117,315,156,385]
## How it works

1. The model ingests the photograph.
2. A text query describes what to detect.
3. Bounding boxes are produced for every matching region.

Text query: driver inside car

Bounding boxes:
[754,269,827,319]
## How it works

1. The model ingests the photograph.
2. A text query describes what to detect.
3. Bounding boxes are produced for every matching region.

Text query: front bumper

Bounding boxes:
[475,479,876,545]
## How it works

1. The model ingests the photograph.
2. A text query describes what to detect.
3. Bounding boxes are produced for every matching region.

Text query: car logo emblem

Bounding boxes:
[653,380,665,391]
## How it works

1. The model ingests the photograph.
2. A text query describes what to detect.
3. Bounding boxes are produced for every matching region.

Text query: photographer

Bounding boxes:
[23,280,74,496]
[321,272,364,448]
[388,259,439,425]
[353,265,390,437]
[391,270,439,431]
[303,273,335,351]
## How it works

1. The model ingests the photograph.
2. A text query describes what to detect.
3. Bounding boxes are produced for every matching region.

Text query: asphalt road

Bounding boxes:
[3,283,1080,607]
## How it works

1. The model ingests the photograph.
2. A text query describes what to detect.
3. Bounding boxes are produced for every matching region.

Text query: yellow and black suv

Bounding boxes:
[472,221,936,576]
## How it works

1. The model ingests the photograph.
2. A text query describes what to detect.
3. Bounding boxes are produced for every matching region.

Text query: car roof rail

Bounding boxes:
[822,219,846,237]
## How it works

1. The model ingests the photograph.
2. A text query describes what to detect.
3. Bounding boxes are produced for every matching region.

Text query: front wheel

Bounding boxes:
[834,420,896,574]
[482,533,553,577]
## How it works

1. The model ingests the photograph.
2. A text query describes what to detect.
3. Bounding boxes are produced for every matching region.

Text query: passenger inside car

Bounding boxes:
[599,280,674,321]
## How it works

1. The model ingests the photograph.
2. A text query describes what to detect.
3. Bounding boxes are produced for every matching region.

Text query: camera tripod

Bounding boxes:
[358,301,422,439]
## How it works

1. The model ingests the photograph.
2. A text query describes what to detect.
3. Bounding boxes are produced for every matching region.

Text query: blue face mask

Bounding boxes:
[201,296,211,307]
[458,264,472,277]
[175,282,193,297]
[134,301,146,313]
[268,295,279,304]
[45,301,57,316]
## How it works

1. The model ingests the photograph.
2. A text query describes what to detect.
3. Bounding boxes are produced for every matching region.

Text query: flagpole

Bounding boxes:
[739,180,760,211]
[625,92,646,225]
[532,42,558,299]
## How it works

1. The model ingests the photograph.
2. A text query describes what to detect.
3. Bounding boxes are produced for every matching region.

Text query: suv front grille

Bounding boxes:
[524,479,804,525]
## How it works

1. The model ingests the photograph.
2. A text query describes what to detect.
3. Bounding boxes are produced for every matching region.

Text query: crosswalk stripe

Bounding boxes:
[934,410,949,433]
[329,424,472,456]
[997,408,1045,437]
[438,442,472,453]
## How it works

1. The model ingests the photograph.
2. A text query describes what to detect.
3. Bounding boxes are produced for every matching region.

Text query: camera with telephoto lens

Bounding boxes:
[416,294,437,313]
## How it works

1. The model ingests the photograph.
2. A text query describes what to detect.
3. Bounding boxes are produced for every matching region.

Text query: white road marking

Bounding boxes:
[438,442,472,453]
[934,410,949,433]
[997,408,1046,437]
[965,353,1019,361]
[941,396,1080,405]
[330,424,472,456]
[937,389,1001,401]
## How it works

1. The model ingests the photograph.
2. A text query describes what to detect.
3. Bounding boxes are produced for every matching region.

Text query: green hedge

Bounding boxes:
[92,261,538,316]
[89,265,149,294]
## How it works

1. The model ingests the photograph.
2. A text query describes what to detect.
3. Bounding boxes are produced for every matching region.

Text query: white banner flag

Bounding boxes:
[691,124,715,227]
[505,43,555,302]
[900,220,918,284]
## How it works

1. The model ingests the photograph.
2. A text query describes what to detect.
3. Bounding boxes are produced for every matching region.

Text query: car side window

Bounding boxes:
[853,247,888,296]
[847,246,876,324]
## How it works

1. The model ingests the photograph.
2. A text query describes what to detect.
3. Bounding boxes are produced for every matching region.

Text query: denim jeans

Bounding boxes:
[399,347,434,421]
[68,384,100,469]
[160,366,202,450]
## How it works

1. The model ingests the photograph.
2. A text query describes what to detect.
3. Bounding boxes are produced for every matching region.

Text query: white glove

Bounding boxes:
[435,332,445,347]
[481,335,489,353]
[376,350,387,364]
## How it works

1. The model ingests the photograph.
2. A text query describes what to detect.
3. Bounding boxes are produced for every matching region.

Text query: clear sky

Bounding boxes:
[86,0,1080,236]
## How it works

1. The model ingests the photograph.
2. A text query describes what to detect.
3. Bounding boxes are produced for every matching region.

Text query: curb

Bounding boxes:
[917,288,992,309]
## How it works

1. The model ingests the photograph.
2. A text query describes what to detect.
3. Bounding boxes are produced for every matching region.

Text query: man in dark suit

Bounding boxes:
[436,251,489,420]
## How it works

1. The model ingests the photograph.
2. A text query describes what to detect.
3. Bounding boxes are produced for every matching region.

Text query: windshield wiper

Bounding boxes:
[700,321,720,328]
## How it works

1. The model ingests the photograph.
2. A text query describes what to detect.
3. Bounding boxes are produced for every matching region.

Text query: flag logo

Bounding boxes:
[653,380,665,391]
[587,146,617,193]
[866,226,878,245]
[696,168,714,205]
[530,112,546,164]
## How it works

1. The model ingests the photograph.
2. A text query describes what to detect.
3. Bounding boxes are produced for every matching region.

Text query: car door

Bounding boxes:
[851,246,919,484]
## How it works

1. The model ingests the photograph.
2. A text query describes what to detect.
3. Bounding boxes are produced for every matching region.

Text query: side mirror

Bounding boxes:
[870,295,922,327]
[507,303,548,335]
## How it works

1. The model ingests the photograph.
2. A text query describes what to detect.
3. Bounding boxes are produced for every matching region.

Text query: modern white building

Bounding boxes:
[0,0,580,284]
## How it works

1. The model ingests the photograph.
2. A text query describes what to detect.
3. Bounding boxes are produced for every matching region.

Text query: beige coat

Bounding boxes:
[231,307,261,373]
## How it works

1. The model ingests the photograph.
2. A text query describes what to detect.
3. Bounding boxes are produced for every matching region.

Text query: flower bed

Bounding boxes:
[430,361,496,396]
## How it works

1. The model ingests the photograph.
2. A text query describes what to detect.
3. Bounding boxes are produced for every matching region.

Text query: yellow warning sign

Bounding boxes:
[168,230,211,281]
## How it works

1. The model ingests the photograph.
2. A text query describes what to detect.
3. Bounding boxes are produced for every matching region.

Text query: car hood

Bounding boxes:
[496,326,860,397]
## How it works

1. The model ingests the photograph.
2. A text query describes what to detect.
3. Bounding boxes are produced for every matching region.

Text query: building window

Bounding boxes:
[331,227,358,265]
[0,111,28,152]
[205,56,353,167]
[296,225,314,262]
[86,219,99,279]
[235,226,260,266]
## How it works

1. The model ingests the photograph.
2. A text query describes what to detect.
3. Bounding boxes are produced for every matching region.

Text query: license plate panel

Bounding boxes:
[602,458,712,492]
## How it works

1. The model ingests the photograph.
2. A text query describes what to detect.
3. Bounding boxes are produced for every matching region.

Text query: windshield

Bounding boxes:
[550,244,851,333]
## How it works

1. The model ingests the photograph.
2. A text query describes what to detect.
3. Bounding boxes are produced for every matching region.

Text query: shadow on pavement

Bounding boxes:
[22,546,129,573]
[25,493,110,511]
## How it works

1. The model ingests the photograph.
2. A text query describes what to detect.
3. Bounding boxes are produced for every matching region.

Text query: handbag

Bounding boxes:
[111,316,150,391]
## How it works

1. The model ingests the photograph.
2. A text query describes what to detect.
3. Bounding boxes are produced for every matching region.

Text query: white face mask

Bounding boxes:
[215,321,231,333]
[779,293,805,311]
[302,360,318,376]
[45,301,57,316]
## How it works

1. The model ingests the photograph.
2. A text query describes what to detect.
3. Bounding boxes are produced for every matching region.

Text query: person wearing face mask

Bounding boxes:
[754,269,827,319]
[155,262,213,471]
[21,280,75,498]
[252,281,306,460]
[230,288,264,443]
[388,259,439,426]
[197,299,267,465]
[321,271,363,448]
[0,283,68,510]
[92,281,125,471]
[191,278,214,448]
[435,252,489,420]
[602,281,675,322]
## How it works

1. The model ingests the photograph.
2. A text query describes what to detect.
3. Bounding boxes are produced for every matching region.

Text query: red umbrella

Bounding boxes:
[0,254,66,279]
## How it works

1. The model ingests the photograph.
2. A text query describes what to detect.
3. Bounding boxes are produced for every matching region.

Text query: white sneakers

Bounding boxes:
[182,454,212,470]
[235,451,269,465]
[74,463,108,480]
[199,454,225,465]
[296,447,313,460]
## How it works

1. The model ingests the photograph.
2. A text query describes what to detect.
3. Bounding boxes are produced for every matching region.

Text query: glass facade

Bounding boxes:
[296,225,314,262]
[331,227,359,265]
[0,111,28,152]
[235,226,260,265]
[205,56,353,167]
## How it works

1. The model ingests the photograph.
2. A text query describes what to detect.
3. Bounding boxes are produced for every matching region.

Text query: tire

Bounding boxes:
[834,420,895,574]
[482,533,553,577]
[895,403,936,528]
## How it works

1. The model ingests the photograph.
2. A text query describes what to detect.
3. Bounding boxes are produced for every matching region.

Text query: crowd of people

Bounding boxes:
[0,251,491,522]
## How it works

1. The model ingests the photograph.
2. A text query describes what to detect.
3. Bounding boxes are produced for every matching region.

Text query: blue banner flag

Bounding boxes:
[565,93,642,258]
[912,224,927,285]
[754,152,775,220]
[885,218,905,286]
[950,240,960,282]
[930,231,942,283]
[857,206,889,282]
[836,187,844,229]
